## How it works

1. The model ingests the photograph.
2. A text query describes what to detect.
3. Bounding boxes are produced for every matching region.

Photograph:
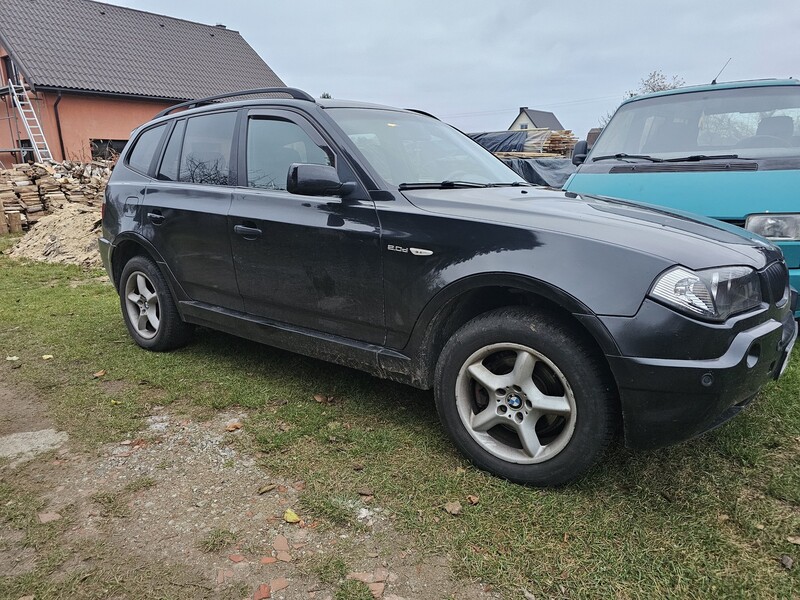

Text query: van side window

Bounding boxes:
[246,118,331,190]
[179,112,237,185]
[127,124,167,175]
[157,120,187,181]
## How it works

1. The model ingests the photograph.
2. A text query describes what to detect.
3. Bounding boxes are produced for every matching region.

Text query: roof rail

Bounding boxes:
[154,87,315,118]
[406,108,440,121]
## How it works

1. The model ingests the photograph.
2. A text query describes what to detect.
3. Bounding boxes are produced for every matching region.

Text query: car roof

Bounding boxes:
[621,78,800,105]
[143,96,414,130]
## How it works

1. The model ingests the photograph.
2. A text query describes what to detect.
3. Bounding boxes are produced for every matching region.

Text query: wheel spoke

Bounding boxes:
[137,313,149,332]
[467,361,507,393]
[470,405,503,432]
[136,274,150,297]
[534,394,571,415]
[510,350,536,385]
[126,291,140,304]
[516,420,544,459]
[146,306,159,331]
[523,383,571,415]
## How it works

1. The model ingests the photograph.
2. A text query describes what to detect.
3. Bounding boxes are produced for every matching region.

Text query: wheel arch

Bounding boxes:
[109,233,188,303]
[397,273,621,391]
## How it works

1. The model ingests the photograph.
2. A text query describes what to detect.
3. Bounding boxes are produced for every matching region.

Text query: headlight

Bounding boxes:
[649,266,761,321]
[745,214,800,241]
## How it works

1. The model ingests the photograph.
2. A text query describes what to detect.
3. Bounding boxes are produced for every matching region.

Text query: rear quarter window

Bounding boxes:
[127,124,167,175]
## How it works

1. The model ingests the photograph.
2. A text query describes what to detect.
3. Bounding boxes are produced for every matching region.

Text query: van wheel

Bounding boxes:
[434,307,615,486]
[119,255,193,351]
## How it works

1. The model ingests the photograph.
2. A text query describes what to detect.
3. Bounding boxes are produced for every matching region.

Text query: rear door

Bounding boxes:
[228,109,384,344]
[141,111,241,309]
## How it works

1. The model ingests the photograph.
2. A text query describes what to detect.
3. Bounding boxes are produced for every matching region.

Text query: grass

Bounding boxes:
[198,528,238,554]
[91,476,157,518]
[307,555,349,584]
[1,234,799,599]
[334,579,373,600]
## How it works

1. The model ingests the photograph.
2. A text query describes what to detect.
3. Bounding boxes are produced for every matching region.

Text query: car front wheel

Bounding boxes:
[434,306,616,486]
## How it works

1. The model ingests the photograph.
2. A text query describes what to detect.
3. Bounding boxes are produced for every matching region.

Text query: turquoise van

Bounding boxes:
[565,79,800,317]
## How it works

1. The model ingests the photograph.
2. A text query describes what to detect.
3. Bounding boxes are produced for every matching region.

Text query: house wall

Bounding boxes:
[0,44,173,165]
[509,113,535,131]
[0,89,172,165]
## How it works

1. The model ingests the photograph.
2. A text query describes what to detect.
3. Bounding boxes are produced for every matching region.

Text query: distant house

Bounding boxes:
[508,107,564,131]
[0,0,285,165]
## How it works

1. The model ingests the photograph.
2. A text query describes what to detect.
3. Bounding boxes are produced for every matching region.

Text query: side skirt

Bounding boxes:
[178,301,420,386]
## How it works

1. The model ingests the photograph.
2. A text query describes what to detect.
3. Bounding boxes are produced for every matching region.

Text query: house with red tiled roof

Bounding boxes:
[0,0,284,164]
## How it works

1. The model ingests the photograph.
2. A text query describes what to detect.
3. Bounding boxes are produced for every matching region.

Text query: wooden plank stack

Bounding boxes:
[543,130,578,156]
[1,160,112,233]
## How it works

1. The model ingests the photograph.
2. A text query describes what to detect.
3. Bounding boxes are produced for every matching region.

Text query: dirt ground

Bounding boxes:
[0,370,500,600]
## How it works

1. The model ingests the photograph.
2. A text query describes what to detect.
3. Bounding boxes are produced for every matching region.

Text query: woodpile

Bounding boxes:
[542,130,578,156]
[1,160,112,233]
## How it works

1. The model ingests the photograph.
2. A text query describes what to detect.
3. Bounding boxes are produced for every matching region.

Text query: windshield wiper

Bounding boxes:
[489,181,531,187]
[663,154,743,162]
[592,153,663,163]
[398,180,489,190]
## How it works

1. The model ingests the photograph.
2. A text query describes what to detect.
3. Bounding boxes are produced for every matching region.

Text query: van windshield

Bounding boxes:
[591,86,800,161]
[326,108,525,187]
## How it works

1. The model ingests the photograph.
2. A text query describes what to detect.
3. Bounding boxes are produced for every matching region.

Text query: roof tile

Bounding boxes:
[0,0,285,100]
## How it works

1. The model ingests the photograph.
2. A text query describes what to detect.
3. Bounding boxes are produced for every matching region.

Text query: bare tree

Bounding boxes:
[625,71,685,99]
[320,92,332,99]
[599,70,685,126]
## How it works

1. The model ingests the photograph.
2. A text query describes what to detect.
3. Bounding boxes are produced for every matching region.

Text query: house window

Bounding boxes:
[91,139,128,159]
[519,123,528,130]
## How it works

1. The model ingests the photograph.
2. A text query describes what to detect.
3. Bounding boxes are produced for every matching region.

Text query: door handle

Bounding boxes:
[147,211,165,225]
[234,224,262,239]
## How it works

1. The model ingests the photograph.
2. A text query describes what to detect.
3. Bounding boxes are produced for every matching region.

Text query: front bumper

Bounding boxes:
[602,299,797,450]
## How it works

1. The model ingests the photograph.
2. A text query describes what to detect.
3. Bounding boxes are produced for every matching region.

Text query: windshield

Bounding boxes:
[590,85,800,160]
[326,108,526,186]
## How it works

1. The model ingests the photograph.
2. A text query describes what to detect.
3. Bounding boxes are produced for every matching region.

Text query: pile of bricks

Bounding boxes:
[0,160,112,234]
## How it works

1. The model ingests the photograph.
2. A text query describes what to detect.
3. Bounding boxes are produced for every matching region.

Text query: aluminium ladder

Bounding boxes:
[8,79,53,162]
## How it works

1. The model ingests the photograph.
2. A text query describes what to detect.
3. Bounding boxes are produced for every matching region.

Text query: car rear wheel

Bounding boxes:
[119,255,193,351]
[434,306,616,486]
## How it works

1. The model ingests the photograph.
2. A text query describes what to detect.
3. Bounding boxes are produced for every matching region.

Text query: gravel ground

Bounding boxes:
[0,377,500,599]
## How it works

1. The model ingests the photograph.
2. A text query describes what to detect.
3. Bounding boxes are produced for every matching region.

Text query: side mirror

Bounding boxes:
[572,140,588,166]
[287,163,356,198]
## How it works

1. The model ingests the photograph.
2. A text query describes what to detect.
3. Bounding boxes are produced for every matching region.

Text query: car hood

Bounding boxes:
[400,186,781,270]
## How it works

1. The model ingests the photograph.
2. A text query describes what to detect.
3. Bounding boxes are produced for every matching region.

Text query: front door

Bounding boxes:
[228,110,384,344]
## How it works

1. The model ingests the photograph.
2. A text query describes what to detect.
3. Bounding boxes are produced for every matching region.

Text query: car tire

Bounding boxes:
[119,255,193,351]
[434,306,616,486]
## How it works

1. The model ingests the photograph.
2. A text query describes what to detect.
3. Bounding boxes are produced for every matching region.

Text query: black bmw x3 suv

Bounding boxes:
[100,88,797,486]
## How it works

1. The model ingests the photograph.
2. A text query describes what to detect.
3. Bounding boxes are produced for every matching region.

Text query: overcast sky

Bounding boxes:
[113,0,797,138]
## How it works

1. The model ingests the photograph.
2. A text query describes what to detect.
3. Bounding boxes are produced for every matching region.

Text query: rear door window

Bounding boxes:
[157,119,187,181]
[179,112,237,185]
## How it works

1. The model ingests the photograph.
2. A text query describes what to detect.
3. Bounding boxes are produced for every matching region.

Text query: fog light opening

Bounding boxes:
[746,343,761,369]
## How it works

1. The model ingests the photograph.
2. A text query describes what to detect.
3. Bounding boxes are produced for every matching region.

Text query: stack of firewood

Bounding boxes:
[0,160,112,234]
[543,130,578,156]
